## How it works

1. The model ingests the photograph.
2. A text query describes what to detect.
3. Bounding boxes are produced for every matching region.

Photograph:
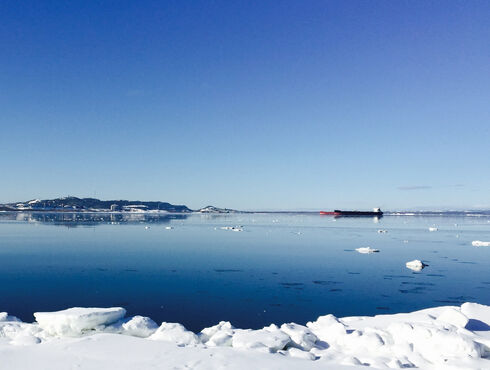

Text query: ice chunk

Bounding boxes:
[472,240,490,247]
[405,260,427,271]
[200,321,234,346]
[122,316,158,338]
[280,323,317,351]
[232,325,291,352]
[461,302,490,327]
[34,307,126,337]
[429,227,438,232]
[306,314,346,343]
[149,322,200,346]
[356,247,379,254]
[287,347,316,360]
[0,312,7,321]
[437,308,469,328]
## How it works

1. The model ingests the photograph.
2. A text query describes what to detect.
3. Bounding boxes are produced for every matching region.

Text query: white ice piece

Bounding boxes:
[200,321,234,346]
[429,227,438,232]
[34,307,126,337]
[356,247,379,254]
[405,260,427,271]
[149,322,200,346]
[280,323,317,351]
[232,324,291,352]
[437,308,469,328]
[122,316,158,338]
[472,240,490,247]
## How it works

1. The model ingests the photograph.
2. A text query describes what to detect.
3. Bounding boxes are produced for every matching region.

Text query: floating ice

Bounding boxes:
[220,226,243,232]
[355,247,379,254]
[405,260,427,271]
[429,227,438,232]
[144,226,150,229]
[34,307,126,337]
[165,226,173,230]
[472,240,490,247]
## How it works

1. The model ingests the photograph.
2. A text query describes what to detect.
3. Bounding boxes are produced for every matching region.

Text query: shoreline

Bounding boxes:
[1,302,489,369]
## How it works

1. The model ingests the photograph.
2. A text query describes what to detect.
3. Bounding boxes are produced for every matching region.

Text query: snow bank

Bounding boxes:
[1,303,490,369]
[34,307,126,336]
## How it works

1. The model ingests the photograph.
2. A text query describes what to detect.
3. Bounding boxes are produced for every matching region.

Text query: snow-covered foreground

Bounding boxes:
[1,304,490,369]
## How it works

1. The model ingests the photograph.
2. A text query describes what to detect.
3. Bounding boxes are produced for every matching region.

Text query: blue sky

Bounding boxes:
[1,0,489,210]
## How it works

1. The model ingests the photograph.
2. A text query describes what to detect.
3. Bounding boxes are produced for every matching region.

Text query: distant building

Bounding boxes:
[110,204,121,211]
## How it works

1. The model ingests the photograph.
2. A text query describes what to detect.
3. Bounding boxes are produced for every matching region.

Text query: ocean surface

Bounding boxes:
[0,212,489,332]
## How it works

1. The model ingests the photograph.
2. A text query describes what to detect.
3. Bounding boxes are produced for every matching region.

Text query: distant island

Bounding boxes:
[0,197,239,214]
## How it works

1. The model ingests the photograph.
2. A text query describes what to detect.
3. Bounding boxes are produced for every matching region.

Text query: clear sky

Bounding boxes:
[1,0,489,210]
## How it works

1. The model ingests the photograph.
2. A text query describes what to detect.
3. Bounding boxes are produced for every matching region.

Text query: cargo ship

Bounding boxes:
[320,208,383,217]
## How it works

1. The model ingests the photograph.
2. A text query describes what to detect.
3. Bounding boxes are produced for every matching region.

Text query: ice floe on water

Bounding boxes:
[1,304,490,368]
[405,260,428,272]
[355,247,380,254]
[428,227,438,232]
[219,226,243,232]
[472,240,490,247]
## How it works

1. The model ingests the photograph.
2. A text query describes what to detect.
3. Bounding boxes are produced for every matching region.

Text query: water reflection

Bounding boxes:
[0,211,188,227]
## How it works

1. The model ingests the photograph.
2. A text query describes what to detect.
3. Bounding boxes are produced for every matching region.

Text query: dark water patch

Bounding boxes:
[280,282,304,287]
[448,295,475,301]
[427,274,445,277]
[451,259,459,262]
[269,303,281,307]
[348,272,361,275]
[458,261,477,265]
[214,269,243,273]
[401,282,435,286]
[329,288,342,292]
[312,280,343,286]
[271,272,278,275]
[96,268,108,272]
[385,275,415,280]
[482,282,490,285]
[124,269,138,272]
[435,300,464,304]
[344,249,355,252]
[376,307,390,310]
[399,287,429,294]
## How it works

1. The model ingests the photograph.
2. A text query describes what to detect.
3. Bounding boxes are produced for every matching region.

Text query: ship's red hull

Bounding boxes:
[319,211,340,215]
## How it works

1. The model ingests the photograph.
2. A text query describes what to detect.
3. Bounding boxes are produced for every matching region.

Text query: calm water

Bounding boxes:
[0,212,489,331]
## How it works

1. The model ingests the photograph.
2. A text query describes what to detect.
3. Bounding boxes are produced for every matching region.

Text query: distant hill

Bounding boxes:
[197,205,240,214]
[1,197,192,213]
